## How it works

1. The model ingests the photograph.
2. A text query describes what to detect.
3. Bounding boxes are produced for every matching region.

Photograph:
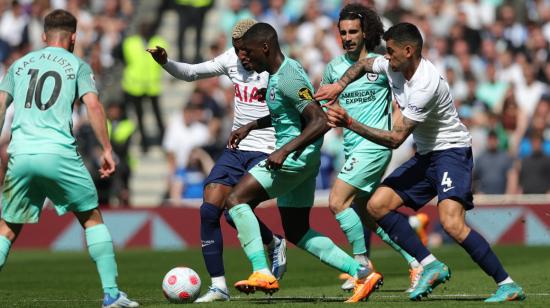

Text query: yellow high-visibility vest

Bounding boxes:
[122,35,167,96]
[174,0,213,8]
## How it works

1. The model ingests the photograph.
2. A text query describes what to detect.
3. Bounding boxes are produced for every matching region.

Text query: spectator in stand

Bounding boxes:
[476,62,509,112]
[162,102,210,204]
[517,132,550,194]
[0,1,29,49]
[474,130,516,194]
[180,147,214,199]
[121,22,167,153]
[174,0,214,63]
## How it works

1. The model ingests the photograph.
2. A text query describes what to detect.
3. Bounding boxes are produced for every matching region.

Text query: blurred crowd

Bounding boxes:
[2,0,550,206]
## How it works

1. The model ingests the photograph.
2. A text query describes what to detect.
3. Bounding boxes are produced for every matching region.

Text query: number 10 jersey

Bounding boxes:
[0,46,97,156]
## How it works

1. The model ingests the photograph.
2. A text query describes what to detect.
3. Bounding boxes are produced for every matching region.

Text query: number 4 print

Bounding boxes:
[441,171,454,192]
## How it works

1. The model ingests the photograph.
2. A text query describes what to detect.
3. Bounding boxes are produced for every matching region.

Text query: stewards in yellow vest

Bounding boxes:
[122,22,167,153]
[174,0,214,63]
[107,103,136,206]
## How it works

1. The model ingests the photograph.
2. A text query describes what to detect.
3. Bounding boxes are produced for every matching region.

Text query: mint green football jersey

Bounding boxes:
[0,46,97,156]
[322,53,392,154]
[266,57,322,169]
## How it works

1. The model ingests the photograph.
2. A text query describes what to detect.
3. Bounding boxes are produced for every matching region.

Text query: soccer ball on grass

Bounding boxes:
[162,267,201,303]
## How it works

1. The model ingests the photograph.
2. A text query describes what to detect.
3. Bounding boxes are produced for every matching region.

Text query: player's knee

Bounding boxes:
[440,216,466,240]
[283,226,307,245]
[225,191,241,209]
[366,197,386,220]
[328,198,345,214]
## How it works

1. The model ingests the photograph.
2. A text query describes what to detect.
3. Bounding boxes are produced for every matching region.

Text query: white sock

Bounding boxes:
[354,253,369,266]
[497,276,514,286]
[211,276,227,290]
[420,254,437,267]
[409,259,421,269]
[257,268,272,276]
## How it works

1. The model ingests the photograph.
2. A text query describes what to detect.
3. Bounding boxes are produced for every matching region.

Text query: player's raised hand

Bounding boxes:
[146,46,168,65]
[99,150,116,178]
[228,125,252,149]
[314,82,344,102]
[327,104,353,128]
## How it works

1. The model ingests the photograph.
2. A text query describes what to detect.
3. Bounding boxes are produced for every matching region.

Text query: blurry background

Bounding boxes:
[1,0,550,250]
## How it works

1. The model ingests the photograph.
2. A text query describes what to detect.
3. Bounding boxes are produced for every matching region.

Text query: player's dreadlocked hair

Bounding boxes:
[232,18,258,39]
[339,4,384,52]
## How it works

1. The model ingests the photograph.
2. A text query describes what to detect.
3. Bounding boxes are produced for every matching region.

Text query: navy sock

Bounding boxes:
[200,202,225,277]
[377,211,430,261]
[352,202,371,256]
[459,229,509,283]
[224,209,273,245]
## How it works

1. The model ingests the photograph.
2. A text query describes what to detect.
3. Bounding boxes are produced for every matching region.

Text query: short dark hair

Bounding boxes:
[383,22,423,55]
[339,4,384,51]
[44,9,77,33]
[242,22,278,46]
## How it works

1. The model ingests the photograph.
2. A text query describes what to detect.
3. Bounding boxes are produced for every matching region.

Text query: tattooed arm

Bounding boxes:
[314,57,378,102]
[326,102,417,149]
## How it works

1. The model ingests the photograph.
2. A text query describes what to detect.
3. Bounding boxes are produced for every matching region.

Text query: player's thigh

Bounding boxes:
[39,154,98,215]
[381,154,436,211]
[432,147,474,210]
[338,149,392,199]
[277,169,317,208]
[204,149,268,207]
[1,155,46,224]
[250,160,316,203]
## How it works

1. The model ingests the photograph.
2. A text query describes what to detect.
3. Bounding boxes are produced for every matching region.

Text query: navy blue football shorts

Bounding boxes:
[382,147,474,211]
[204,148,269,187]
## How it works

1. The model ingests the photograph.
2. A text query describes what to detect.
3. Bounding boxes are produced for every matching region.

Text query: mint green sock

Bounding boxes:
[336,208,367,255]
[228,204,269,272]
[376,226,416,264]
[85,224,119,298]
[0,235,11,271]
[297,229,361,276]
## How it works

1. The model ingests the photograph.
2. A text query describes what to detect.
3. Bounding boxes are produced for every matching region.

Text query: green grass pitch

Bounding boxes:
[0,245,548,307]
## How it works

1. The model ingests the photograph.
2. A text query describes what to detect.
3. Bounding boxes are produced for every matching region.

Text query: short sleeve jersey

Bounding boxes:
[372,57,471,154]
[322,53,392,155]
[266,57,321,169]
[0,46,97,156]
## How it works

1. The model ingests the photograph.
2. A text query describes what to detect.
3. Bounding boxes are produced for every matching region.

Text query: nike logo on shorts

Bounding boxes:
[443,186,455,192]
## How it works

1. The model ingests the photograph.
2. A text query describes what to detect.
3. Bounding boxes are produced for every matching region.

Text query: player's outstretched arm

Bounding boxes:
[147,46,225,81]
[327,102,417,149]
[228,114,272,149]
[266,102,329,170]
[314,57,377,102]
[0,91,13,135]
[81,92,115,178]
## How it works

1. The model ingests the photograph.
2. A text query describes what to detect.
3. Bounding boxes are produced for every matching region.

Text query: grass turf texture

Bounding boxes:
[0,245,547,307]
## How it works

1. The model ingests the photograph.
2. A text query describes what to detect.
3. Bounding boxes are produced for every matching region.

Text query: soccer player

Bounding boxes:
[147,19,286,303]
[225,22,382,303]
[315,22,525,302]
[0,9,139,308]
[322,4,422,292]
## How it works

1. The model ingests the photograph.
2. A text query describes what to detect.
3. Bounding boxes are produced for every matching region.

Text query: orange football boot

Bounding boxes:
[234,272,279,295]
[345,272,383,303]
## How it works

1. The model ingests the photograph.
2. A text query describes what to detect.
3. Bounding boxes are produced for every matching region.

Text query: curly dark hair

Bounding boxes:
[338,4,384,52]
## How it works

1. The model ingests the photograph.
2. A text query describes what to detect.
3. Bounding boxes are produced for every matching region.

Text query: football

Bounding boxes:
[162,267,202,303]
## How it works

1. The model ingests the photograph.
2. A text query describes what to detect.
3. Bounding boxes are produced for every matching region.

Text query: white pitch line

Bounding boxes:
[0,293,548,303]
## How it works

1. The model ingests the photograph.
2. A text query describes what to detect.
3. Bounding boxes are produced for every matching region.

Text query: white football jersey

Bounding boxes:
[163,48,275,154]
[372,57,471,154]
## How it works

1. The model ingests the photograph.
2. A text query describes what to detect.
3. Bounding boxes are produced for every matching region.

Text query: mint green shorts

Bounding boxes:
[337,149,392,199]
[249,159,320,208]
[1,153,98,223]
